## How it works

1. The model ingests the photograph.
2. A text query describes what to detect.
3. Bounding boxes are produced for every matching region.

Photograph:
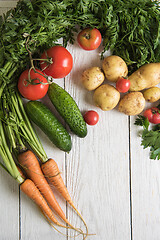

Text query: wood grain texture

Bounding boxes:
[65,41,131,240]
[130,116,160,240]
[0,169,19,240]
[2,1,160,240]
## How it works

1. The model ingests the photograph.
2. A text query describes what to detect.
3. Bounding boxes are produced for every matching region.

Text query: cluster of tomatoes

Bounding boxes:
[143,107,160,124]
[18,45,73,100]
[18,28,103,126]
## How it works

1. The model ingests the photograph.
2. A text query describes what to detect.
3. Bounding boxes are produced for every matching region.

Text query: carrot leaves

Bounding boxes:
[0,0,160,84]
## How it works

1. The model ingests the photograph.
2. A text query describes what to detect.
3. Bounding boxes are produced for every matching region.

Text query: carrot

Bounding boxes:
[17,165,26,179]
[20,178,66,227]
[41,158,88,237]
[18,150,68,222]
[18,150,83,235]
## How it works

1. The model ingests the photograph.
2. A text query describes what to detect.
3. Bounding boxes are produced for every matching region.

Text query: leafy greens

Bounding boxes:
[135,116,160,160]
[0,0,160,85]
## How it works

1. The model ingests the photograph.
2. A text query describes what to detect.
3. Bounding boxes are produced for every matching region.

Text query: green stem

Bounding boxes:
[8,65,17,79]
[0,120,24,184]
[2,96,17,150]
[0,82,6,99]
[16,92,48,162]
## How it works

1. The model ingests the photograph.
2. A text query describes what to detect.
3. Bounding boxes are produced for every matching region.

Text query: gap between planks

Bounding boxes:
[129,116,133,240]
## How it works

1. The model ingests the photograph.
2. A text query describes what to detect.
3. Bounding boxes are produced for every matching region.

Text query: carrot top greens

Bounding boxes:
[0,0,160,84]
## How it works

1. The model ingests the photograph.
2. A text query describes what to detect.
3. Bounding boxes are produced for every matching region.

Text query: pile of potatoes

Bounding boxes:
[81,55,160,116]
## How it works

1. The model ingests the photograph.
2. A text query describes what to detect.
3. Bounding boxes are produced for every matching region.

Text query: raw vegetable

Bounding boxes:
[102,55,128,82]
[0,88,88,236]
[116,77,130,93]
[118,92,145,116]
[41,158,88,236]
[25,101,72,152]
[0,98,71,229]
[18,150,74,227]
[20,179,67,227]
[18,68,49,100]
[40,46,73,79]
[0,0,160,86]
[48,83,87,138]
[135,115,160,160]
[81,67,105,91]
[77,28,102,51]
[129,63,160,91]
[143,87,160,103]
[83,110,99,125]
[143,107,160,124]
[93,84,120,111]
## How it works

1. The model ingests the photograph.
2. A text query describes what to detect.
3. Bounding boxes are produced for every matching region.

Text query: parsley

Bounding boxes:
[135,116,160,160]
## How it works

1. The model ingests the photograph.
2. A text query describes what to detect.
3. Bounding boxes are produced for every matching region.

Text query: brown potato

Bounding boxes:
[93,84,120,111]
[81,67,105,91]
[129,63,160,91]
[118,92,145,115]
[143,87,160,103]
[102,55,128,82]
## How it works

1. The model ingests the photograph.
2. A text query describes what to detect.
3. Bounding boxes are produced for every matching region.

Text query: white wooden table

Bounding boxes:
[1,1,160,240]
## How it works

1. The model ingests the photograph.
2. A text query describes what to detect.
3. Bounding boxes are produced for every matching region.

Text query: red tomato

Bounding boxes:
[143,108,153,122]
[116,77,130,93]
[77,28,102,51]
[40,46,73,78]
[152,113,160,124]
[144,107,160,124]
[83,110,99,125]
[18,68,49,100]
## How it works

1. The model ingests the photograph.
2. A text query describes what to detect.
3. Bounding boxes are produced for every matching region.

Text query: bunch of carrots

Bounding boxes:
[0,86,89,238]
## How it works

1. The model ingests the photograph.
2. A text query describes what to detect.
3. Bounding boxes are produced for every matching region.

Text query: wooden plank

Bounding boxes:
[0,167,19,239]
[0,1,17,7]
[65,41,131,240]
[131,117,160,240]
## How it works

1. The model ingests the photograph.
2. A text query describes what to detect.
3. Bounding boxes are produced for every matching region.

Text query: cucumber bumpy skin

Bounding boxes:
[26,101,72,152]
[48,83,87,138]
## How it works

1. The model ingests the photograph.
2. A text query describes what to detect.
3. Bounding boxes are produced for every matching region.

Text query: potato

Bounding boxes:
[129,63,160,91]
[102,55,128,82]
[81,67,105,91]
[93,84,120,111]
[143,87,160,103]
[118,92,145,116]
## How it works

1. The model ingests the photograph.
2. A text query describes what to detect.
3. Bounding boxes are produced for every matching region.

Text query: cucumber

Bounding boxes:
[48,83,87,138]
[25,101,72,152]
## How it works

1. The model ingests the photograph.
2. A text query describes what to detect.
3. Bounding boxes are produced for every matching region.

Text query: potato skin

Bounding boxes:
[143,87,160,103]
[102,55,128,82]
[93,84,120,111]
[81,67,105,91]
[118,92,145,115]
[129,63,160,91]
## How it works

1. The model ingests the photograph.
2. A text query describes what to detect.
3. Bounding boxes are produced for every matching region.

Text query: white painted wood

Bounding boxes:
[0,168,19,239]
[0,1,17,13]
[131,116,160,240]
[3,1,160,240]
[65,41,131,240]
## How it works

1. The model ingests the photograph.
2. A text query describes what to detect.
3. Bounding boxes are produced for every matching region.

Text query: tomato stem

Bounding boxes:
[83,33,90,40]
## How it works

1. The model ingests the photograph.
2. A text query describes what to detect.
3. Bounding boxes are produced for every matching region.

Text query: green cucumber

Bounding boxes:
[48,83,87,138]
[25,101,72,152]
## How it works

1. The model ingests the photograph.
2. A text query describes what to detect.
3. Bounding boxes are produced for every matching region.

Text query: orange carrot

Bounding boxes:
[41,159,73,205]
[18,150,84,236]
[17,165,26,179]
[18,150,69,224]
[41,158,88,237]
[20,179,65,227]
